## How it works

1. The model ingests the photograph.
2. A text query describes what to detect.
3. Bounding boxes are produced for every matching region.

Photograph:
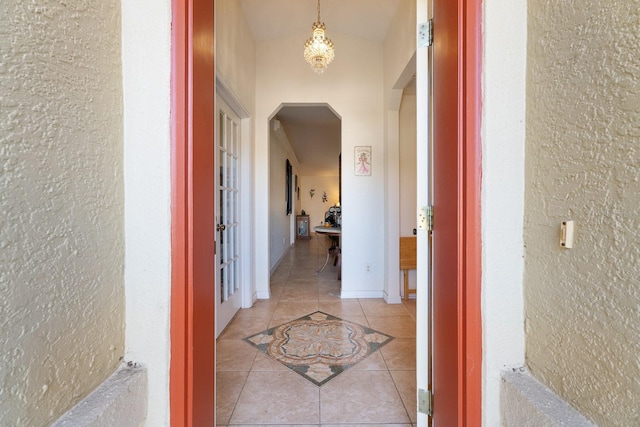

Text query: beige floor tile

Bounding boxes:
[351,350,388,370]
[318,288,342,301]
[217,241,417,425]
[321,425,412,427]
[318,300,365,318]
[230,371,320,424]
[402,299,417,318]
[215,370,248,425]
[335,316,369,327]
[390,370,418,423]
[279,286,319,302]
[233,300,278,319]
[366,316,416,338]
[217,317,270,340]
[250,351,289,372]
[360,299,411,317]
[270,301,319,324]
[320,370,410,424]
[216,339,258,371]
[380,338,416,370]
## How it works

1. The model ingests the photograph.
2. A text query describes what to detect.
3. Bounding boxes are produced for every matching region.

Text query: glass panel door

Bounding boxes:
[216,96,241,337]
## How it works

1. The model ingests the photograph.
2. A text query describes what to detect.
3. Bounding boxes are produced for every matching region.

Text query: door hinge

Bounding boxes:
[418,19,434,48]
[418,205,434,231]
[426,205,434,231]
[418,388,434,416]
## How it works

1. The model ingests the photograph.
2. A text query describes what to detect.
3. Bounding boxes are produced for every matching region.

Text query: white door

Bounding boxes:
[215,96,242,337]
[416,0,432,425]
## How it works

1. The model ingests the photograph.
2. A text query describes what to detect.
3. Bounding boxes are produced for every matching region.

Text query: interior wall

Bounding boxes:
[216,0,257,302]
[0,1,125,425]
[269,124,300,271]
[524,2,640,424]
[121,0,172,425]
[254,33,385,298]
[482,0,528,425]
[399,94,417,236]
[301,175,340,231]
[399,93,417,293]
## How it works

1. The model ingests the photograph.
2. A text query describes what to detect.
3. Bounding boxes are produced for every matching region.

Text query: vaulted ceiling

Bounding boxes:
[239,0,402,176]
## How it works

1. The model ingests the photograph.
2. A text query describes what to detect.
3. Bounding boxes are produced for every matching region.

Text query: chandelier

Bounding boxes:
[303,0,335,74]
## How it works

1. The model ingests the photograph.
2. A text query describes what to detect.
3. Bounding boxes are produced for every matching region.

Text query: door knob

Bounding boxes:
[216,224,226,231]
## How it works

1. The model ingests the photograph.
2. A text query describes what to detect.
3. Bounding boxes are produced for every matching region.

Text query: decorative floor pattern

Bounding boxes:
[244,311,394,386]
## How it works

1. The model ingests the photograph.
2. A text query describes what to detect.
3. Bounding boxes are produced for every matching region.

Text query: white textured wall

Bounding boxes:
[0,1,125,425]
[121,0,172,425]
[525,2,640,425]
[482,0,528,425]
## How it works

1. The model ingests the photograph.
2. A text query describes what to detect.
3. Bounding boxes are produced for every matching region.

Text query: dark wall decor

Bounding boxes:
[286,159,293,215]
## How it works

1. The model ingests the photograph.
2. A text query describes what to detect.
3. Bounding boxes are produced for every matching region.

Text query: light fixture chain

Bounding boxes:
[317,0,321,22]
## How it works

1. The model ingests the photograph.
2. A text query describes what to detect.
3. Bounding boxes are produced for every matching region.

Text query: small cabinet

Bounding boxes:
[296,215,310,239]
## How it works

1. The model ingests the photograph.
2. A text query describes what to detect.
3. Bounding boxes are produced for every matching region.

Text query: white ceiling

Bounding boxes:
[239,0,402,176]
[240,0,401,42]
[275,105,341,176]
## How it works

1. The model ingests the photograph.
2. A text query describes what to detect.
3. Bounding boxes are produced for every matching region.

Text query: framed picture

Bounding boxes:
[286,159,293,215]
[354,146,371,176]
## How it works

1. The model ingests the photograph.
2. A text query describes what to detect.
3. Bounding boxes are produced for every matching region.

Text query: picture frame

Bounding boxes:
[286,159,293,215]
[354,146,371,176]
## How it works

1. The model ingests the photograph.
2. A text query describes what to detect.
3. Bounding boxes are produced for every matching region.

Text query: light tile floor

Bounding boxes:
[216,238,417,426]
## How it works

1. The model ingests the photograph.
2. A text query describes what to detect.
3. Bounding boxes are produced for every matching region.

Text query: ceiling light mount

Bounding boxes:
[303,0,335,74]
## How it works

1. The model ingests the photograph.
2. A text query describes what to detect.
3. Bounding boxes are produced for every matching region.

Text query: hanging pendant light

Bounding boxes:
[303,0,335,74]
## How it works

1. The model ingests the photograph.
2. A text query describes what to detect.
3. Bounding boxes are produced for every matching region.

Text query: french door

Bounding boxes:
[215,96,242,337]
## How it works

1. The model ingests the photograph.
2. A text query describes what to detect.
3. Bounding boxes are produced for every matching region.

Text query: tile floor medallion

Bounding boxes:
[244,311,394,386]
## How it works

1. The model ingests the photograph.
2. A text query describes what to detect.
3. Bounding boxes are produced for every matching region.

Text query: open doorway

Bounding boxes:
[171,0,482,424]
[268,104,342,278]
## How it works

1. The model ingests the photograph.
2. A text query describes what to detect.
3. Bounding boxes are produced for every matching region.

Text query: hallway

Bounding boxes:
[216,237,417,425]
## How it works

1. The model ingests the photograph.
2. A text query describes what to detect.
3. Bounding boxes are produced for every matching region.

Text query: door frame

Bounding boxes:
[168,0,482,424]
[170,0,216,425]
[428,0,483,424]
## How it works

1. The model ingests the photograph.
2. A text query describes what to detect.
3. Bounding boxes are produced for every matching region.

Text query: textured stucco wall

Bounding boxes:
[525,1,640,425]
[0,1,125,425]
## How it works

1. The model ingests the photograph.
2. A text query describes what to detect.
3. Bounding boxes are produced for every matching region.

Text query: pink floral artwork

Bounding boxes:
[354,146,371,176]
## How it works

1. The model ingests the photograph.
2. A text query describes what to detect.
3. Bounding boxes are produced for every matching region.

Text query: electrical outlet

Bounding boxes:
[365,264,371,273]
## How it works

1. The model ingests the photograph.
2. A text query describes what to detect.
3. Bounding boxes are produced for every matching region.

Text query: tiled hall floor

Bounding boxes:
[216,237,417,426]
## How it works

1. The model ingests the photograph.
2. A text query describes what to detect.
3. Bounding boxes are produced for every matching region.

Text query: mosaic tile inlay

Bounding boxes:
[244,311,394,386]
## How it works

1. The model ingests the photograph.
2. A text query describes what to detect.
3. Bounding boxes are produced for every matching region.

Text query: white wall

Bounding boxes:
[482,0,528,425]
[269,124,300,271]
[254,34,385,299]
[301,176,340,230]
[216,0,257,303]
[0,1,126,425]
[399,93,417,294]
[121,0,172,425]
[384,0,417,304]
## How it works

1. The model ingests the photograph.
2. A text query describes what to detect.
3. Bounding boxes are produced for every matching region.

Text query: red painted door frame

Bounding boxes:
[431,0,482,425]
[170,0,216,425]
[168,0,481,425]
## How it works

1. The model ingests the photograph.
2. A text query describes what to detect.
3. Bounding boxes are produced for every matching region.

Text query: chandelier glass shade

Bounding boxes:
[303,0,335,74]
